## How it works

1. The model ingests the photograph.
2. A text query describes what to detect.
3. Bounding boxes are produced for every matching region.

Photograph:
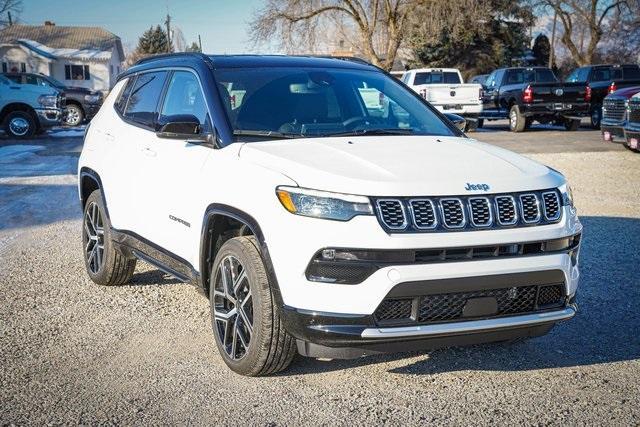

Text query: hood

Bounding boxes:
[238,136,564,196]
[611,86,640,99]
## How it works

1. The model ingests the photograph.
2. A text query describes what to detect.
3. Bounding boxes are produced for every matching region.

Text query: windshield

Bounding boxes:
[213,67,456,140]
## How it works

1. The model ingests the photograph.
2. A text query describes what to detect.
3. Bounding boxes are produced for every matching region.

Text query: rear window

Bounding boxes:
[505,68,557,84]
[566,67,590,83]
[413,71,461,85]
[124,71,168,127]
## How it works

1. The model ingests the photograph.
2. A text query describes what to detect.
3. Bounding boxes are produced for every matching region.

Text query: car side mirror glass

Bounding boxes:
[443,113,466,132]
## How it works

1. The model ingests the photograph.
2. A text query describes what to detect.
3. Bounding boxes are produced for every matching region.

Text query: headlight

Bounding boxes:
[84,94,102,103]
[276,186,373,221]
[560,184,576,212]
[37,95,58,108]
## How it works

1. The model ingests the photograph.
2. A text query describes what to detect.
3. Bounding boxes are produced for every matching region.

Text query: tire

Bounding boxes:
[4,110,36,138]
[508,105,526,132]
[564,119,580,131]
[82,190,136,286]
[64,104,84,126]
[477,119,484,128]
[590,105,602,129]
[210,236,296,376]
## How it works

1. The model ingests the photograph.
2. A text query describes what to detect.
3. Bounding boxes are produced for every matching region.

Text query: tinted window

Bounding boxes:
[566,67,590,83]
[505,68,556,84]
[213,67,456,139]
[124,71,167,127]
[592,67,611,82]
[5,75,20,84]
[114,77,135,115]
[623,66,640,80]
[413,71,461,85]
[160,71,207,125]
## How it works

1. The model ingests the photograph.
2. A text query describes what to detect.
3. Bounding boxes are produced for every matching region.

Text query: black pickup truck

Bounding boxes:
[565,64,640,128]
[479,67,590,132]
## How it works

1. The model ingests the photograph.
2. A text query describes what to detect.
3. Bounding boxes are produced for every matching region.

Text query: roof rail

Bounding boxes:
[310,55,374,66]
[134,52,209,66]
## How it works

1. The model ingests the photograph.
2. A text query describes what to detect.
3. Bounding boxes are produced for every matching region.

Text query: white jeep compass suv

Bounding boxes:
[78,53,581,376]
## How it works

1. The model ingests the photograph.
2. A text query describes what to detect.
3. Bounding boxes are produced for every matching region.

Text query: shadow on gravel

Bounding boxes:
[128,270,183,286]
[286,216,640,376]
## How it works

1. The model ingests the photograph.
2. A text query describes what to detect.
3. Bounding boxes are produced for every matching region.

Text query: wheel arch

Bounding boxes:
[0,102,37,124]
[199,204,283,304]
[78,167,109,217]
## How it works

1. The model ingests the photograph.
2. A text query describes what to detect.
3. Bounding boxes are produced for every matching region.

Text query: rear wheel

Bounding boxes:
[210,236,296,376]
[509,105,526,132]
[82,190,136,285]
[4,110,36,138]
[564,119,580,131]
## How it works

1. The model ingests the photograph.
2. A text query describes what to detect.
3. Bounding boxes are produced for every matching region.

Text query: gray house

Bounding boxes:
[0,22,125,92]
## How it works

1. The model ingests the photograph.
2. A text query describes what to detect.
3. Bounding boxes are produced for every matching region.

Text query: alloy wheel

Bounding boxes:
[84,201,104,274]
[9,117,30,136]
[213,255,253,360]
[65,107,81,126]
[509,110,517,130]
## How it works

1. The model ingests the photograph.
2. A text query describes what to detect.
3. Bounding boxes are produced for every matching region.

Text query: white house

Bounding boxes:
[0,22,125,92]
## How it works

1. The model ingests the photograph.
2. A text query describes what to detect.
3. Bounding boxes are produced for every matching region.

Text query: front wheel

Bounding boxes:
[4,111,36,138]
[64,104,84,126]
[210,236,296,376]
[509,105,526,132]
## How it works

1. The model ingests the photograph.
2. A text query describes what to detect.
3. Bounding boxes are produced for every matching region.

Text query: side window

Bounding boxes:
[623,66,640,80]
[25,75,39,85]
[159,71,207,126]
[592,67,611,82]
[114,77,135,115]
[124,71,168,127]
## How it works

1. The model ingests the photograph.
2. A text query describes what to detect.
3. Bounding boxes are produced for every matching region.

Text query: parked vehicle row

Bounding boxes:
[601,86,640,153]
[1,72,104,131]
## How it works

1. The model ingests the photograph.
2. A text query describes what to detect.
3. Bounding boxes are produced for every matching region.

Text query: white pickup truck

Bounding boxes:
[402,68,483,130]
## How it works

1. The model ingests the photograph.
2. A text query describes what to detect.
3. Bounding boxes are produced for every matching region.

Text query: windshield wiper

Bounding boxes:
[323,128,415,137]
[233,130,302,139]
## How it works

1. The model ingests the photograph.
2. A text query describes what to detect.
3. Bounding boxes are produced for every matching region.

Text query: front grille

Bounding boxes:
[602,97,626,122]
[376,199,406,229]
[375,299,413,322]
[375,283,565,325]
[440,199,465,228]
[409,199,437,229]
[542,192,560,220]
[374,189,562,233]
[519,194,541,223]
[629,99,640,125]
[469,197,492,227]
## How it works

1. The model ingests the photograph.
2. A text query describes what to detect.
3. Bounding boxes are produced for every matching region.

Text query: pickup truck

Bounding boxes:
[565,64,640,128]
[600,86,640,143]
[402,68,482,131]
[0,74,64,138]
[480,67,590,132]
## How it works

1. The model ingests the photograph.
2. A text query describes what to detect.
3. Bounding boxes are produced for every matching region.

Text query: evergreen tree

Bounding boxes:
[532,34,550,67]
[185,42,201,52]
[136,25,172,55]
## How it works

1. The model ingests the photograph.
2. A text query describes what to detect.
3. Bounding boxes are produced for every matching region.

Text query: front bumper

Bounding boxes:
[35,108,62,128]
[601,121,625,143]
[623,127,640,150]
[433,104,483,116]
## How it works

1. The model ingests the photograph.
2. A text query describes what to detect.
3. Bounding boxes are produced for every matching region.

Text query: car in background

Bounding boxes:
[0,74,63,138]
[402,68,482,131]
[565,64,640,129]
[3,72,103,126]
[389,70,405,79]
[479,66,590,132]
[469,74,488,85]
[600,86,640,143]
[623,93,640,153]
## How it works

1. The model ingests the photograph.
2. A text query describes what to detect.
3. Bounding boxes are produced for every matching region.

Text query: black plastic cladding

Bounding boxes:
[373,189,563,233]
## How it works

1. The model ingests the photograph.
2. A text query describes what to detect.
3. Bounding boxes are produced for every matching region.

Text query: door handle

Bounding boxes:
[142,147,157,157]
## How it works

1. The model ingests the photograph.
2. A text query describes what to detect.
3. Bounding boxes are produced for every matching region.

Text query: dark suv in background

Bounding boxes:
[565,64,640,128]
[3,72,103,126]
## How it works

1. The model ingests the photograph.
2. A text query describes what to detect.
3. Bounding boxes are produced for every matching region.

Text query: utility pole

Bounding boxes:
[549,10,557,68]
[7,11,12,26]
[165,13,172,53]
[198,34,202,53]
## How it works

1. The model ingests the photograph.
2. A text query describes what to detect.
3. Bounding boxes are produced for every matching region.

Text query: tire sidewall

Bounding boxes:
[210,237,272,375]
[82,190,115,283]
[4,111,36,138]
[65,104,84,126]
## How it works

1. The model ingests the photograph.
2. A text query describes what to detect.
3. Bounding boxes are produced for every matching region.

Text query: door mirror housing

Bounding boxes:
[156,114,210,142]
[443,113,466,132]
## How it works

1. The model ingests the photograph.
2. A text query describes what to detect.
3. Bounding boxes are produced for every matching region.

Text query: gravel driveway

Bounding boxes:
[1,131,639,425]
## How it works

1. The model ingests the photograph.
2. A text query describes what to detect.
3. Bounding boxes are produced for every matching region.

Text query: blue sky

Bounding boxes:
[20,0,267,54]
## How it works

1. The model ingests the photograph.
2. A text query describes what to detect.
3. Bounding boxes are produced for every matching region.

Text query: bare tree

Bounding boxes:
[249,0,416,70]
[535,0,639,65]
[0,0,22,26]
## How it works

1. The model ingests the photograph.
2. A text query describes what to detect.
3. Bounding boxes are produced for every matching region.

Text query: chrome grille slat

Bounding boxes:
[602,98,626,122]
[629,99,640,125]
[374,189,561,232]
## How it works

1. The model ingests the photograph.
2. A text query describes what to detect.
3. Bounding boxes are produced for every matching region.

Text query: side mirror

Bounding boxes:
[157,114,209,142]
[443,113,466,132]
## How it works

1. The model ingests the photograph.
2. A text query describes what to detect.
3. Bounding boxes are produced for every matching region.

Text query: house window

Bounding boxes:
[65,64,91,81]
[20,63,26,72]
